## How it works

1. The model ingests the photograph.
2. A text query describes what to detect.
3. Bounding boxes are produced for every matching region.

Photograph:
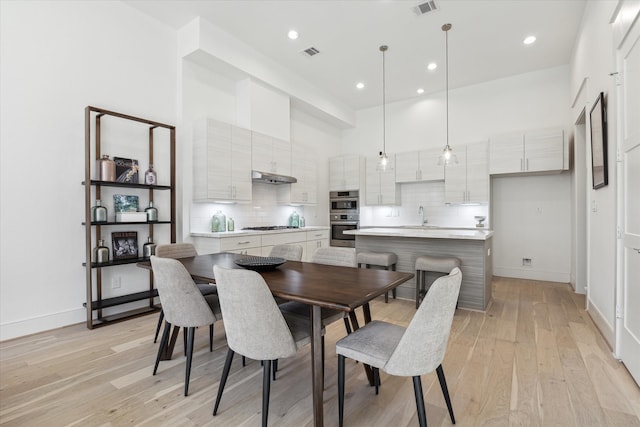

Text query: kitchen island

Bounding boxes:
[345,227,493,311]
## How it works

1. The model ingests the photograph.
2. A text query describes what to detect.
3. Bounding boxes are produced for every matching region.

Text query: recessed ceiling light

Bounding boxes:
[356,82,365,90]
[288,30,299,40]
[417,88,425,94]
[427,62,437,71]
[523,35,536,45]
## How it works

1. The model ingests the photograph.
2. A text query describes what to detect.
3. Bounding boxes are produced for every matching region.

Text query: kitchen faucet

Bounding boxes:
[418,205,427,225]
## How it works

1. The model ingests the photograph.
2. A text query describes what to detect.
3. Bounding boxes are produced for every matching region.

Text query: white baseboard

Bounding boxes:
[0,307,85,342]
[493,266,570,283]
[586,298,615,350]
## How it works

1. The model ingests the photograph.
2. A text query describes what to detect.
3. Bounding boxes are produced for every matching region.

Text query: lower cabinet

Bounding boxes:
[191,229,329,261]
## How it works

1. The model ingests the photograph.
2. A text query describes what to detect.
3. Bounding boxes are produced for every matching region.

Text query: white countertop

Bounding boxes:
[192,226,328,239]
[344,227,493,241]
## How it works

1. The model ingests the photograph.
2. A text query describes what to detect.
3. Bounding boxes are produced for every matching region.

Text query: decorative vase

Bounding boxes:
[91,199,108,223]
[145,201,158,222]
[97,154,116,182]
[143,236,157,258]
[92,239,110,263]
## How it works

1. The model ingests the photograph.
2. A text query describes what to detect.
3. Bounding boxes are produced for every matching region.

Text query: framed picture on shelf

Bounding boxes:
[112,231,138,260]
[113,194,139,212]
[114,157,139,183]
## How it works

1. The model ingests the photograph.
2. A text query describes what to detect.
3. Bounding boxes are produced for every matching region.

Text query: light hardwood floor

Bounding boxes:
[1,277,639,426]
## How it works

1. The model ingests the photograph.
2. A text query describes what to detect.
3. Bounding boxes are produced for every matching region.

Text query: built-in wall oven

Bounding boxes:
[330,191,359,248]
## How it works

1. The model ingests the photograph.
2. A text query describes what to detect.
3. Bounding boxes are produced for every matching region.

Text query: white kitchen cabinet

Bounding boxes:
[365,154,399,206]
[445,141,489,204]
[305,229,330,262]
[329,155,362,191]
[193,118,252,202]
[395,148,444,183]
[489,128,565,175]
[277,142,317,205]
[252,131,292,176]
[261,231,307,257]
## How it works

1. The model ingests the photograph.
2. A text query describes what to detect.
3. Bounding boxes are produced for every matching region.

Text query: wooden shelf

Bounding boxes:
[83,106,176,329]
[83,180,172,190]
[82,220,172,226]
[83,289,159,310]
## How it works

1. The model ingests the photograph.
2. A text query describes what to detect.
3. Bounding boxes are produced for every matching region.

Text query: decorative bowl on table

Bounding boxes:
[234,256,286,272]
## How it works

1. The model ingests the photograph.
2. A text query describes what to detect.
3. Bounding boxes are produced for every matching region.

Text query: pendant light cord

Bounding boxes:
[445,27,449,149]
[380,45,387,156]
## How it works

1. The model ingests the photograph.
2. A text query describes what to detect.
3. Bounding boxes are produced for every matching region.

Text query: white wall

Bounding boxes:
[569,0,620,345]
[0,1,178,340]
[341,66,573,281]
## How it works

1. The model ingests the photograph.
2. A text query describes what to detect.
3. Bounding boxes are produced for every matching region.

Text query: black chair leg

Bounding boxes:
[272,359,278,381]
[242,356,246,367]
[262,360,272,427]
[153,310,164,343]
[213,349,235,415]
[153,320,171,375]
[338,354,345,427]
[184,327,195,396]
[209,324,214,352]
[413,376,427,427]
[436,364,455,424]
[373,368,380,395]
[183,327,187,356]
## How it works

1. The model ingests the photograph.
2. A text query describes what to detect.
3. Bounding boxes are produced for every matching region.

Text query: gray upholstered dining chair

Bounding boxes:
[336,267,462,427]
[211,266,315,427]
[153,243,218,349]
[150,256,222,396]
[269,244,303,261]
[279,246,356,333]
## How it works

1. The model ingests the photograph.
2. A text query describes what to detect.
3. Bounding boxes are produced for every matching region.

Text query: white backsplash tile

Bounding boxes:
[360,181,489,228]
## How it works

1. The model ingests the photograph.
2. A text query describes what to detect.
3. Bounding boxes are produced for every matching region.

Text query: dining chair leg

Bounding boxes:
[209,324,214,352]
[338,354,345,427]
[373,368,380,395]
[184,327,195,396]
[213,349,235,415]
[412,376,427,427]
[153,320,171,375]
[183,327,188,357]
[272,359,278,381]
[153,310,164,343]
[343,315,352,334]
[436,364,455,424]
[242,356,246,367]
[262,359,272,427]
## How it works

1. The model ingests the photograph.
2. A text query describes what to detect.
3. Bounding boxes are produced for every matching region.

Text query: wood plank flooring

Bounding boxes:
[1,277,639,426]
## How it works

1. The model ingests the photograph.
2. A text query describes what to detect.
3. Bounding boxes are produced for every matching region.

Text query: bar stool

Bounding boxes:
[415,255,461,308]
[357,251,398,303]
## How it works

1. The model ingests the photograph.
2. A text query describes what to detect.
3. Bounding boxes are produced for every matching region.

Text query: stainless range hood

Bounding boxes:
[251,170,297,185]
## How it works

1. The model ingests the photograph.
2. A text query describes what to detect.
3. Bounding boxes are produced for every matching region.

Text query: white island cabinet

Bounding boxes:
[345,227,493,311]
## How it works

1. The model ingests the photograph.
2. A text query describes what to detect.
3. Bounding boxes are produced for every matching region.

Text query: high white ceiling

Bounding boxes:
[125,0,587,111]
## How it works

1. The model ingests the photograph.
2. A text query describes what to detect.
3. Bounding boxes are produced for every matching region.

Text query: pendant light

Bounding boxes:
[379,45,389,170]
[440,23,457,165]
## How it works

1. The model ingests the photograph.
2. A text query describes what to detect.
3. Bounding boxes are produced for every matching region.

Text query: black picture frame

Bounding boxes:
[590,92,608,189]
[112,231,138,260]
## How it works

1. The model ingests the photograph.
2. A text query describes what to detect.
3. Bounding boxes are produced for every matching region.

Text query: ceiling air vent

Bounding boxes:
[413,0,439,16]
[301,46,320,57]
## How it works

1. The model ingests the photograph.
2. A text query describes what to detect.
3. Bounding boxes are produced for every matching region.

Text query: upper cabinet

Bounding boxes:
[329,155,362,191]
[252,132,292,176]
[445,141,489,204]
[193,118,252,202]
[395,148,445,183]
[278,142,317,205]
[365,154,399,206]
[489,128,566,175]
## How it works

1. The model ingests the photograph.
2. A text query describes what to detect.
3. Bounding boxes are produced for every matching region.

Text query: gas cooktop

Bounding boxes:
[242,226,297,231]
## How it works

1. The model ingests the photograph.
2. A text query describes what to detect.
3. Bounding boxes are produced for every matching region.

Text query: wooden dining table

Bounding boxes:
[139,252,413,427]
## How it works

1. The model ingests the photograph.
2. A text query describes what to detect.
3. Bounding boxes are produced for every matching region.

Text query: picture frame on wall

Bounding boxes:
[112,231,138,260]
[590,91,608,189]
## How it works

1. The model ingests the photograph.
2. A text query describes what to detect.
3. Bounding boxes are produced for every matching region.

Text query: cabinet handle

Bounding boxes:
[520,158,524,171]
[633,248,640,254]
[526,158,529,171]
[237,241,251,245]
